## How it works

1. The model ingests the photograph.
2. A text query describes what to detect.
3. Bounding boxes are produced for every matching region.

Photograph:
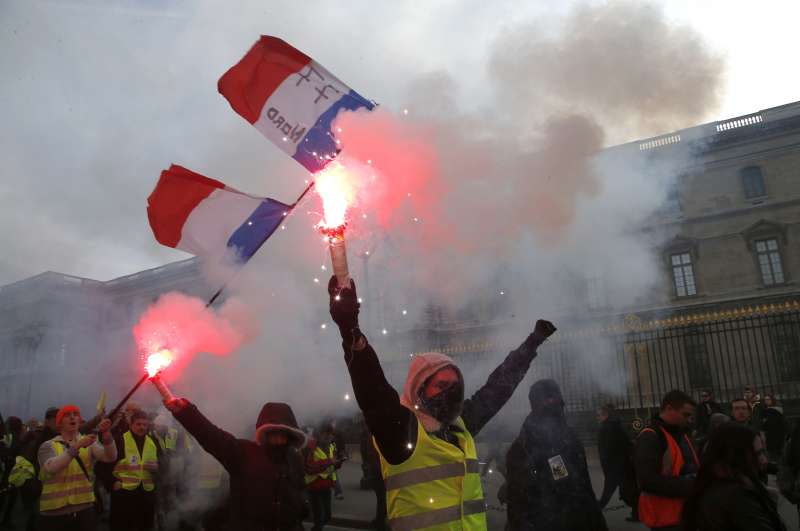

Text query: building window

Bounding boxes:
[755,238,784,285]
[671,253,697,297]
[741,166,766,199]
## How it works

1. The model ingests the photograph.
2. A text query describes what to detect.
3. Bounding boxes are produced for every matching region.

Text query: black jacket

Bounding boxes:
[173,402,307,531]
[634,417,697,498]
[505,413,607,531]
[695,400,722,435]
[597,418,631,475]
[344,334,543,464]
[761,407,787,457]
[688,479,786,531]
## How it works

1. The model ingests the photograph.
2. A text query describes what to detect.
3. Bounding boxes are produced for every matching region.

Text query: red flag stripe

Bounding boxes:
[218,36,311,124]
[146,165,225,248]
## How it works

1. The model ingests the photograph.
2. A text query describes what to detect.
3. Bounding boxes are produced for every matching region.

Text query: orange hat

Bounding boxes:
[55,405,81,426]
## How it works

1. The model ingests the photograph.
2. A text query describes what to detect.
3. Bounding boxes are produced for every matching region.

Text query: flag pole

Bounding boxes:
[206,181,315,308]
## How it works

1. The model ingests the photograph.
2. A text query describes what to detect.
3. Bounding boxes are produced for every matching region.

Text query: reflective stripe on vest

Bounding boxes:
[113,432,158,492]
[9,456,35,487]
[376,416,487,531]
[39,442,95,512]
[638,426,699,528]
[305,444,335,485]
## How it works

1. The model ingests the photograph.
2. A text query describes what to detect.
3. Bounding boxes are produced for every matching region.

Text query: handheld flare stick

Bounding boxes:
[107,348,176,419]
[145,349,175,402]
[150,373,175,402]
[323,224,350,289]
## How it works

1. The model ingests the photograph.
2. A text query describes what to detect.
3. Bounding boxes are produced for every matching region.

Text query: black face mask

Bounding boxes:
[419,384,464,424]
[532,399,564,419]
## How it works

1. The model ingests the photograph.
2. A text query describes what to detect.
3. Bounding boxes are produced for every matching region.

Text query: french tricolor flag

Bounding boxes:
[218,36,374,173]
[147,165,290,262]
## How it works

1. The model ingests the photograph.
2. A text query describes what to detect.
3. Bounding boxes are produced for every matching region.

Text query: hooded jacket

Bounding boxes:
[173,401,307,531]
[690,478,787,531]
[598,417,631,475]
[343,332,545,465]
[505,379,608,531]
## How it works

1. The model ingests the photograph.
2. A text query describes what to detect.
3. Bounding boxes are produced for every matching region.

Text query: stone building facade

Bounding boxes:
[2,101,799,421]
[0,259,207,417]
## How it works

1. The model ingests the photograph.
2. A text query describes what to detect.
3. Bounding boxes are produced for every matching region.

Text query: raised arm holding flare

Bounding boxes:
[328,276,556,530]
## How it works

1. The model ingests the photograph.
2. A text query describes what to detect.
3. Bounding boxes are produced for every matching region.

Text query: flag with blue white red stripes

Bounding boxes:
[218,35,375,173]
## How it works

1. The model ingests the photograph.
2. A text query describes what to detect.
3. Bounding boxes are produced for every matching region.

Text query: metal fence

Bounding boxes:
[528,304,800,419]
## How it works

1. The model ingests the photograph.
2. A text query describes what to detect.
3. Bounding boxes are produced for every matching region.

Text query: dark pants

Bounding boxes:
[37,507,97,531]
[372,479,387,531]
[308,489,332,531]
[598,470,623,508]
[110,486,156,531]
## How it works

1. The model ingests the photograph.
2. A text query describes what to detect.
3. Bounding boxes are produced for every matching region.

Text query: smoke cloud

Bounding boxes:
[132,292,259,378]
[1,0,727,441]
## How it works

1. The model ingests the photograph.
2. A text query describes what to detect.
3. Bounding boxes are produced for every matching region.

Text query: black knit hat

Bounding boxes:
[529,379,565,410]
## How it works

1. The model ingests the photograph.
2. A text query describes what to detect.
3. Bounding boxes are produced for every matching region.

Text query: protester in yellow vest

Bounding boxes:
[327,276,556,530]
[37,405,116,531]
[304,425,345,531]
[104,409,163,531]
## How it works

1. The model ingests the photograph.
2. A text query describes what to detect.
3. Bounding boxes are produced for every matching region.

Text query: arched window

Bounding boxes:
[740,166,766,199]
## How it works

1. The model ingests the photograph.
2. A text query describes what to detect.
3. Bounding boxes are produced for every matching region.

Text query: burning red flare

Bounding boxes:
[315,161,357,230]
[145,349,174,378]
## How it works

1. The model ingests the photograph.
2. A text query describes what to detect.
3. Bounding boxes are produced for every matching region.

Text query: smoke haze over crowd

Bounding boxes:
[2,0,781,434]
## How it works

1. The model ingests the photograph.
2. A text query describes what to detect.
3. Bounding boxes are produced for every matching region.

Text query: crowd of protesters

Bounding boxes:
[584,386,800,531]
[0,400,356,531]
[2,303,799,531]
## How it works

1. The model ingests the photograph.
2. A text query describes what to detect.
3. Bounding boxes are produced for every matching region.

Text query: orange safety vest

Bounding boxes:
[638,425,699,528]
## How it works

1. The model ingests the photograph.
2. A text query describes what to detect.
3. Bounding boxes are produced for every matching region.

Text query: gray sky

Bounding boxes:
[1,0,798,286]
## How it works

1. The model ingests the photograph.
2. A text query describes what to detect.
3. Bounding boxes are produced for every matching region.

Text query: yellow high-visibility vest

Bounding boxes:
[376,416,487,531]
[155,428,178,453]
[113,432,158,492]
[39,441,95,512]
[198,452,224,490]
[304,444,335,485]
[9,456,35,487]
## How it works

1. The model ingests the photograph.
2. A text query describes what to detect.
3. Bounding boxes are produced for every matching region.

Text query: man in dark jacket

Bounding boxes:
[634,390,699,531]
[596,405,632,510]
[327,276,556,530]
[11,407,59,531]
[164,398,307,531]
[695,390,721,437]
[505,379,608,531]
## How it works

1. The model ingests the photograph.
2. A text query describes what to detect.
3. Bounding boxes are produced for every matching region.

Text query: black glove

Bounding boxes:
[525,319,557,349]
[328,276,362,346]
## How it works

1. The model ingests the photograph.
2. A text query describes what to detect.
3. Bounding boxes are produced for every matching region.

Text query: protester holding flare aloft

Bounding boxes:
[163,397,308,531]
[327,276,556,531]
[37,405,116,531]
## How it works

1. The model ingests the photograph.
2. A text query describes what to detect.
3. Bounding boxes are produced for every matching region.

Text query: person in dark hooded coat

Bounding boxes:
[505,379,608,531]
[164,398,307,531]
